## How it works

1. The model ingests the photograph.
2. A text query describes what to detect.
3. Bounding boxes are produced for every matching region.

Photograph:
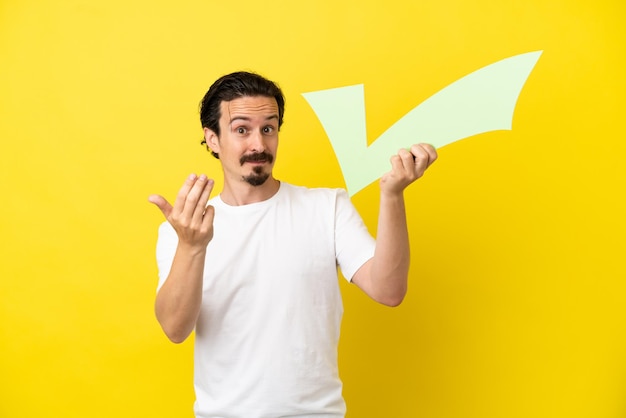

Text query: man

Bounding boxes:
[149,71,437,417]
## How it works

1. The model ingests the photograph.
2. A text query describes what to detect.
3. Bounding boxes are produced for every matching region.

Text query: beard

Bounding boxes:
[243,165,270,186]
[240,152,274,186]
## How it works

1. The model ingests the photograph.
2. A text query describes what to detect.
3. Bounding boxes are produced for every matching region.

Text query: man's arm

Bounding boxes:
[149,174,215,343]
[352,144,437,306]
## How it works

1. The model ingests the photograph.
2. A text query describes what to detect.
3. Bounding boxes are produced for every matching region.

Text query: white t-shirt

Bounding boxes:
[156,183,376,418]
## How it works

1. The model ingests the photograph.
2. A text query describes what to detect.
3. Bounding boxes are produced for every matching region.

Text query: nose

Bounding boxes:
[249,129,266,153]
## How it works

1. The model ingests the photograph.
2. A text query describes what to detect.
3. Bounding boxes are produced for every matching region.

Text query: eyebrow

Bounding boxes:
[229,114,279,124]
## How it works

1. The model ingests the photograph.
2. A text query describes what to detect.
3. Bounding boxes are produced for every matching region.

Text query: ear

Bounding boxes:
[203,127,220,154]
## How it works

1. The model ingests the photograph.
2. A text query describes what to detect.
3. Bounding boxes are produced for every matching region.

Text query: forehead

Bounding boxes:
[219,96,279,123]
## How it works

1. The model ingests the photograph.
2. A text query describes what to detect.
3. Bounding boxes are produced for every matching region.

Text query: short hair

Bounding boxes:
[199,71,285,159]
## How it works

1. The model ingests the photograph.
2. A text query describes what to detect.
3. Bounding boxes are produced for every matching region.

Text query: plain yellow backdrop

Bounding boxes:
[1,0,625,417]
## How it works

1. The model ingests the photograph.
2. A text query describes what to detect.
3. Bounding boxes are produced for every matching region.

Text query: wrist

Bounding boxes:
[176,242,208,258]
[379,188,405,202]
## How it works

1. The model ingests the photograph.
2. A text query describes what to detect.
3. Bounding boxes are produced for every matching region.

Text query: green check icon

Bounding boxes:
[302,51,542,196]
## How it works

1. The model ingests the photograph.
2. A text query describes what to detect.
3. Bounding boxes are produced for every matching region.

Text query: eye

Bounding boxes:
[263,126,275,134]
[236,126,247,135]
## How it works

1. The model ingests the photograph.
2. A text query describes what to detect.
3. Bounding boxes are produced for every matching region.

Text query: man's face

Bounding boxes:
[206,96,279,187]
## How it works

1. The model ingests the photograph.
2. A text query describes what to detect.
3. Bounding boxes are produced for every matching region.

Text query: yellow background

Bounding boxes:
[1,0,625,417]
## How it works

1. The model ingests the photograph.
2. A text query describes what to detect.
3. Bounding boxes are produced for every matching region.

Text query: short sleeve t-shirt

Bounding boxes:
[156,183,375,418]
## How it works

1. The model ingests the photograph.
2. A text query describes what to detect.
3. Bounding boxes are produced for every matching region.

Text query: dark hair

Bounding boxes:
[199,71,285,159]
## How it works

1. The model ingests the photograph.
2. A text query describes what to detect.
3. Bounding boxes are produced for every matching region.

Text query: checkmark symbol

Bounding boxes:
[302,51,542,196]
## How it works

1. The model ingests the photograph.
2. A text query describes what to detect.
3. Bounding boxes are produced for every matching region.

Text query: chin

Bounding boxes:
[243,174,270,187]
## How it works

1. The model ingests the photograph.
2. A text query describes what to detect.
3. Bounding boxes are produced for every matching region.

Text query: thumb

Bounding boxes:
[148,194,173,219]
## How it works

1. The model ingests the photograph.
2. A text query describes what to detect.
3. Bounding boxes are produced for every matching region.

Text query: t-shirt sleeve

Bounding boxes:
[334,189,376,281]
[155,221,178,292]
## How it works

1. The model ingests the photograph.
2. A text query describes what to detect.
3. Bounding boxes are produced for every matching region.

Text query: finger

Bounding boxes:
[416,143,438,167]
[192,178,215,222]
[182,174,212,219]
[398,148,416,171]
[201,205,216,237]
[389,153,405,174]
[172,173,199,214]
[148,194,173,219]
[409,145,430,171]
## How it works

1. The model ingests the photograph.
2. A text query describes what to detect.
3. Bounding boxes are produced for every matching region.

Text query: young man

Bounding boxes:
[149,72,437,417]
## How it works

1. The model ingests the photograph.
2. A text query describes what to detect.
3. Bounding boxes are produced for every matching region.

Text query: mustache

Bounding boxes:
[240,152,274,165]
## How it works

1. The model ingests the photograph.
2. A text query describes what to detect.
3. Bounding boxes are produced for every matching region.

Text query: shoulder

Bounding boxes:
[280,182,347,202]
[280,184,354,215]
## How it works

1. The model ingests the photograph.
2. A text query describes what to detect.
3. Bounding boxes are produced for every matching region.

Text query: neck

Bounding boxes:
[220,177,280,206]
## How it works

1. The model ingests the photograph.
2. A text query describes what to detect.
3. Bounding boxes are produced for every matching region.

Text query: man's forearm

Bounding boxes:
[352,143,436,306]
[155,244,206,343]
[368,191,411,306]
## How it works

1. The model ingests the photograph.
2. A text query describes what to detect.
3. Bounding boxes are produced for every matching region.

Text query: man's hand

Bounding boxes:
[149,174,215,250]
[380,143,438,195]
[149,174,216,343]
